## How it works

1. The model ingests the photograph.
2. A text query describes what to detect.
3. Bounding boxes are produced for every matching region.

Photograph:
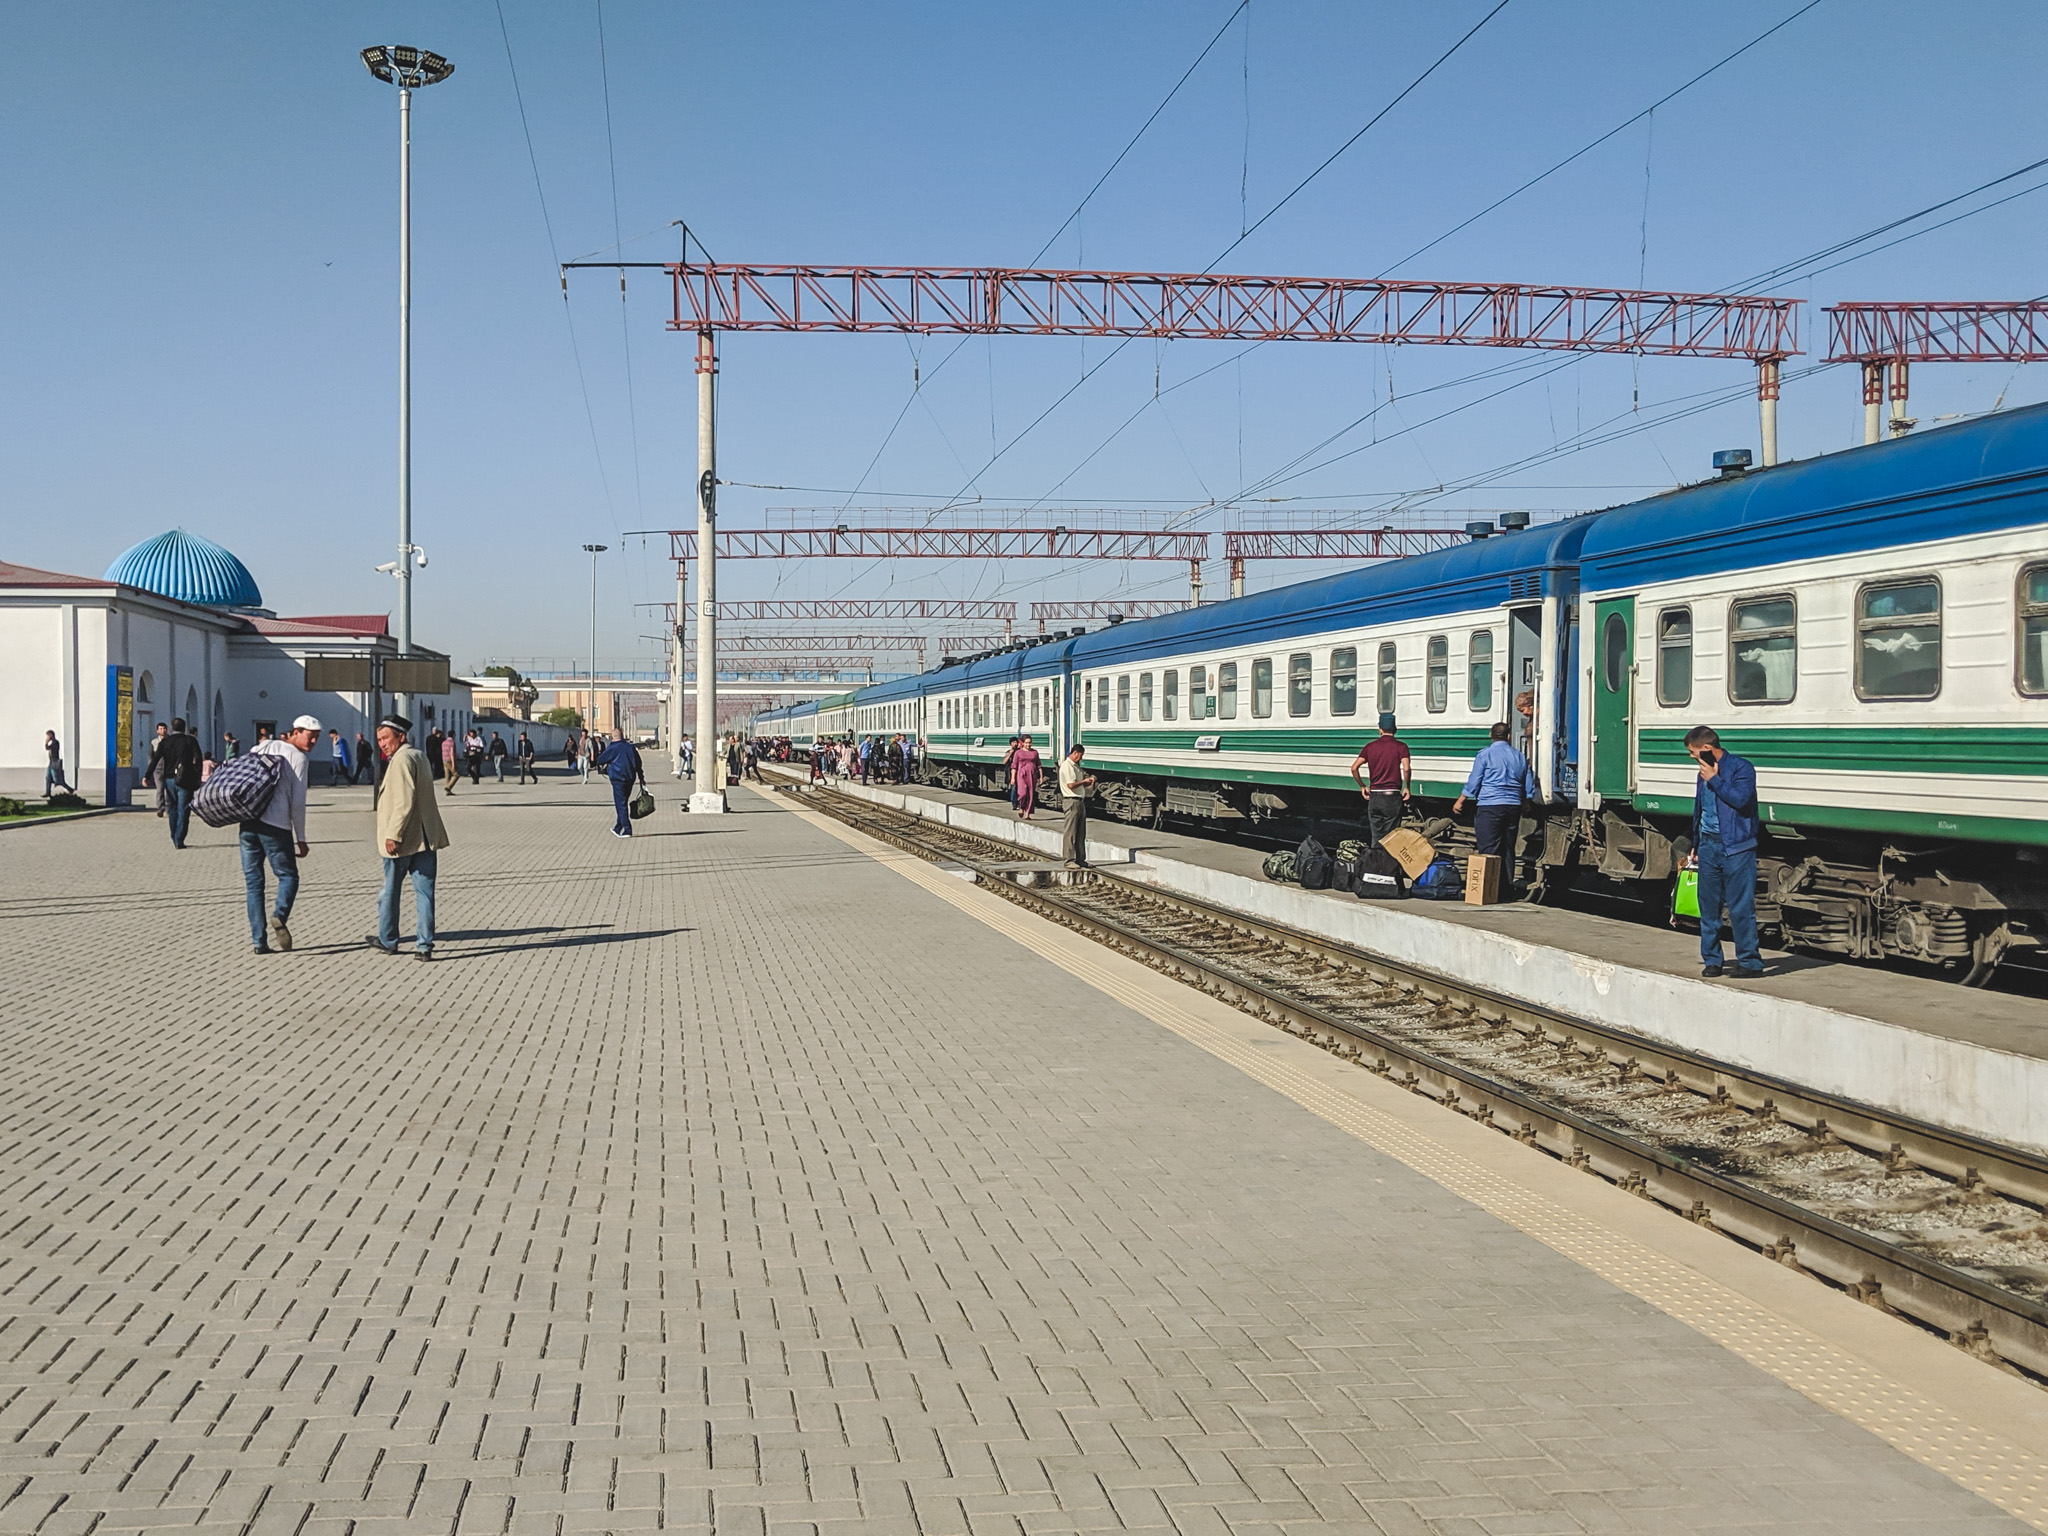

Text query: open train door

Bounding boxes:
[1591,597,1635,802]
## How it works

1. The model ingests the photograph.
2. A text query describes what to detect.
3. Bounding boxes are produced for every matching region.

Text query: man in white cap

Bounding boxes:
[243,714,317,954]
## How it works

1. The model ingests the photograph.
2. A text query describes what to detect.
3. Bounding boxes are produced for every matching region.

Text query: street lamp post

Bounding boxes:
[584,544,608,742]
[361,44,453,723]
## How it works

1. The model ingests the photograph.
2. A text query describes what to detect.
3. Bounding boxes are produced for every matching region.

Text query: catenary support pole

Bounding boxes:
[1756,356,1780,468]
[670,558,687,773]
[1863,360,1885,446]
[691,329,725,812]
[395,83,414,722]
[1889,358,1913,437]
[1228,556,1245,600]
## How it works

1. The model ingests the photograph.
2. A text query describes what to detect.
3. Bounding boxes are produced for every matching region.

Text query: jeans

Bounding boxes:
[610,777,633,833]
[44,762,68,795]
[518,757,536,783]
[1366,792,1404,845]
[1473,804,1521,868]
[1697,835,1762,971]
[166,782,193,847]
[239,822,298,949]
[378,850,437,953]
[493,756,505,781]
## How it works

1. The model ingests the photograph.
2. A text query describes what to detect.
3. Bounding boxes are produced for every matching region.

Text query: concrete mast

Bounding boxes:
[690,329,726,812]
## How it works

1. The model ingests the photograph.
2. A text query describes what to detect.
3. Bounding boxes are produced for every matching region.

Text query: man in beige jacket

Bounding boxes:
[366,714,449,960]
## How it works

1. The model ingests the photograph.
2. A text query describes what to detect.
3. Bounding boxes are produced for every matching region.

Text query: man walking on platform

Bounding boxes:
[154,718,203,848]
[327,729,351,787]
[1687,725,1765,979]
[595,734,646,838]
[244,716,316,954]
[352,732,371,784]
[1453,722,1539,880]
[367,713,447,961]
[1350,713,1411,846]
[1058,744,1096,869]
[488,730,509,782]
[43,730,72,797]
[441,730,460,794]
[517,730,537,784]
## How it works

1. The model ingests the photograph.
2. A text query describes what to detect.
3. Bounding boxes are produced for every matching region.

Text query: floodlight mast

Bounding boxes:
[360,44,453,722]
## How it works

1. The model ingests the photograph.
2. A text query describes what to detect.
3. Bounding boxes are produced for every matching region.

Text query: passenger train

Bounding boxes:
[760,404,2048,985]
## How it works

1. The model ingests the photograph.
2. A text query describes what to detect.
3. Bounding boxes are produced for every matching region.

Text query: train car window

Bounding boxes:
[1857,579,1942,701]
[1330,648,1358,716]
[1082,681,1092,724]
[1252,658,1273,717]
[1656,608,1692,706]
[1426,636,1448,712]
[1029,690,1039,728]
[1139,673,1154,721]
[1099,676,1111,722]
[1219,662,1239,719]
[1466,632,1493,711]
[1117,675,1131,721]
[1189,665,1208,719]
[1601,613,1628,693]
[2023,565,2048,696]
[1377,644,1396,713]
[1163,670,1179,721]
[1729,594,1798,703]
[1288,653,1313,717]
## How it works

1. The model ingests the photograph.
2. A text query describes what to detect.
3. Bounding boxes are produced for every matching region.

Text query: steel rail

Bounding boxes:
[782,779,2048,1380]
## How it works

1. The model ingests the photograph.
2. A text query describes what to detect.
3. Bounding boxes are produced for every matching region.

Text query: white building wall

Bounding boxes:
[0,608,67,795]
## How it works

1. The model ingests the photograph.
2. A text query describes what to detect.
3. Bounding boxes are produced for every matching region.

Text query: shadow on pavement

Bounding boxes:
[449,928,691,956]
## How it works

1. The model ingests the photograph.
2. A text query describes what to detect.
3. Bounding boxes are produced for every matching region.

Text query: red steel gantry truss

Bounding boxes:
[1827,301,2048,444]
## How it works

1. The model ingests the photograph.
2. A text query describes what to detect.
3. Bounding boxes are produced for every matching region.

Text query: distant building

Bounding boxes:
[0,529,471,802]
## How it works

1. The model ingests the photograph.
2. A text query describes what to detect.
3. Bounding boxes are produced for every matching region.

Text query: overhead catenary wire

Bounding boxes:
[594,0,648,620]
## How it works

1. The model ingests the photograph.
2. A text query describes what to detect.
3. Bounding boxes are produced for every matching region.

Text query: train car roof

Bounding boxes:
[1579,399,2048,590]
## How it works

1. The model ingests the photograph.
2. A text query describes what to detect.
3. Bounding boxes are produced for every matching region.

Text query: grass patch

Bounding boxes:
[0,795,101,825]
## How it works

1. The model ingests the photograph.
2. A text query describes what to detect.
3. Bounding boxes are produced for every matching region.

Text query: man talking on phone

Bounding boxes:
[1684,725,1764,979]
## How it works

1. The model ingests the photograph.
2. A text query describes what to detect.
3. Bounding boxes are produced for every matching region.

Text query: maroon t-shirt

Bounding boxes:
[1358,736,1409,793]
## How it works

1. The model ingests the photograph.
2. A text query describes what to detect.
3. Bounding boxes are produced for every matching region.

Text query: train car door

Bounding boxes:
[1591,597,1635,800]
[1507,608,1540,755]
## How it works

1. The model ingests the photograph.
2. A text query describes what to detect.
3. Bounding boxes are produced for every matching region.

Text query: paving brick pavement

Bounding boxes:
[0,770,2026,1535]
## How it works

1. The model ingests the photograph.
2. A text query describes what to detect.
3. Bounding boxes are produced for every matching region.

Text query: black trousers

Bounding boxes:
[1366,792,1404,845]
[1472,804,1520,867]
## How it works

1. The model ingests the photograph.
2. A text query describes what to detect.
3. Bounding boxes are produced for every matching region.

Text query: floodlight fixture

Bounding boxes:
[361,44,453,89]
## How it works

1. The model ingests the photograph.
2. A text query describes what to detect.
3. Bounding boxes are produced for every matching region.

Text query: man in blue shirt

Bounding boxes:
[1454,722,1540,880]
[594,735,645,838]
[1686,725,1764,978]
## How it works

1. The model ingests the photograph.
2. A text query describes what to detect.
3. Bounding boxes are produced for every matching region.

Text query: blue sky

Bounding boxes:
[6,2,2047,672]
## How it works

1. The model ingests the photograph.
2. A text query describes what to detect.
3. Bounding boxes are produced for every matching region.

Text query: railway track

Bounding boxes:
[778,776,2048,1383]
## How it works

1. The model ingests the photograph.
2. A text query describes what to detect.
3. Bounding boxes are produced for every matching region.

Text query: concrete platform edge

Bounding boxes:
[822,778,2048,1157]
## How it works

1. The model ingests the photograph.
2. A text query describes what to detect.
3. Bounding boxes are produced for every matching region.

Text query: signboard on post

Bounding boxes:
[304,656,376,692]
[384,657,451,696]
[105,665,133,807]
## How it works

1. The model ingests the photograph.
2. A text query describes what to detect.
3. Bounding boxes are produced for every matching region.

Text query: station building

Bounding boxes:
[0,529,472,802]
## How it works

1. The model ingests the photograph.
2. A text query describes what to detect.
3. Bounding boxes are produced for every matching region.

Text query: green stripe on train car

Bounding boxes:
[1633,792,2048,847]
[1076,725,1495,755]
[1639,726,2048,776]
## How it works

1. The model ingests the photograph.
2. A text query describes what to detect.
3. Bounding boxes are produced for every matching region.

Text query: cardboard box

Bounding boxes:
[1377,827,1436,881]
[1465,853,1501,905]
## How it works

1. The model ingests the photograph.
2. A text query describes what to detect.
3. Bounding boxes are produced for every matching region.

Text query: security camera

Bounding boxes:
[374,560,401,575]
[415,551,429,569]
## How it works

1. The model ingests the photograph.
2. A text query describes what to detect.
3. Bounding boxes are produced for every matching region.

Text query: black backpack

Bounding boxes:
[1354,843,1408,899]
[1294,833,1333,890]
[1330,838,1366,893]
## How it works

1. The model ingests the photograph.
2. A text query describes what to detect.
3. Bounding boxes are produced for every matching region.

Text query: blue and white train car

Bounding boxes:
[1571,402,2048,980]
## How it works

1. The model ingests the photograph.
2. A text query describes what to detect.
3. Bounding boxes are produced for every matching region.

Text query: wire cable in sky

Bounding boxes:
[595,0,648,538]
[495,0,620,530]
[1379,0,1824,277]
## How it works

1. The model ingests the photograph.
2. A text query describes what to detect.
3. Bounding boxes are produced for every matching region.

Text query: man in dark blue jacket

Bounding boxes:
[594,736,645,838]
[1686,726,1764,978]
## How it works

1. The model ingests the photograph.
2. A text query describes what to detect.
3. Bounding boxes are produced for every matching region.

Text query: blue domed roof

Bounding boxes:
[105,529,263,608]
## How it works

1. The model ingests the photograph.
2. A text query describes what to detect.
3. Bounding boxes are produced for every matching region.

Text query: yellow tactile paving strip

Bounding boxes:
[770,791,2048,1531]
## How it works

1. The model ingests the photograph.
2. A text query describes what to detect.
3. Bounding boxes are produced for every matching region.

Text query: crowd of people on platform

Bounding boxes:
[807,733,919,786]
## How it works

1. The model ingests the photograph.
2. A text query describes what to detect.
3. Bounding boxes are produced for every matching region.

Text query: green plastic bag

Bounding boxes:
[1673,868,1700,919]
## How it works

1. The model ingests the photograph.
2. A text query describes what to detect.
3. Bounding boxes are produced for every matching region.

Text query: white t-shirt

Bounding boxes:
[251,739,309,840]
